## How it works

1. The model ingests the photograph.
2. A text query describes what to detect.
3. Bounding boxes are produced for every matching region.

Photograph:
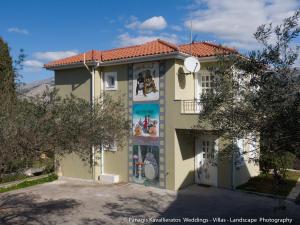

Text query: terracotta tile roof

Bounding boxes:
[44,50,102,68]
[179,42,237,57]
[44,39,236,69]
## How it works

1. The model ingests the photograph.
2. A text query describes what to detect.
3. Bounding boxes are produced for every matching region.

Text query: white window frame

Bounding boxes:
[195,72,215,99]
[103,140,117,152]
[104,72,118,90]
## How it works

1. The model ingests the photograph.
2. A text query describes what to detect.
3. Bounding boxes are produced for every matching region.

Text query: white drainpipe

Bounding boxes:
[83,54,105,179]
[83,53,96,180]
[100,71,104,176]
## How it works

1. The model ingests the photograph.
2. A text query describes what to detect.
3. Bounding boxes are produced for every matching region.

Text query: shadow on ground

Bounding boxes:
[0,193,80,225]
[1,181,300,225]
[101,185,300,225]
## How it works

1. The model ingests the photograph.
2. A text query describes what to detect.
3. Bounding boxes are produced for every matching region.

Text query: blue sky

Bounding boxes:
[1,0,300,83]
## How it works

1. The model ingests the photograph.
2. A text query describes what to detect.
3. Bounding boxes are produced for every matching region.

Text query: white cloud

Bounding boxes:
[33,50,78,61]
[118,33,178,46]
[170,25,182,32]
[23,60,44,72]
[184,0,300,49]
[8,27,29,35]
[125,16,140,29]
[140,16,167,30]
[126,16,167,30]
[23,50,79,72]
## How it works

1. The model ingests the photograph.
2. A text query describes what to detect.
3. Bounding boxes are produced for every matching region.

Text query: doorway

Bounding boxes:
[195,135,218,186]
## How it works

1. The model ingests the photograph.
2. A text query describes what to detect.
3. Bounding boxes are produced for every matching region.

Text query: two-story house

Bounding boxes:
[45,39,259,191]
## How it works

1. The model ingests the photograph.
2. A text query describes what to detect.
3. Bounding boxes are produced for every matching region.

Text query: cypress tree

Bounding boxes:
[0,37,16,103]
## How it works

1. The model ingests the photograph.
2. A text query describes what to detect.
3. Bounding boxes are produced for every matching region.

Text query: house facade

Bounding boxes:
[45,39,259,191]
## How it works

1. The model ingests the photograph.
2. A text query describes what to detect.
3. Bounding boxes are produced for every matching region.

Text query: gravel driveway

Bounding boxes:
[0,177,299,225]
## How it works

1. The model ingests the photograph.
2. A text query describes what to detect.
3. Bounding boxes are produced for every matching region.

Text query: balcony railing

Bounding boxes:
[181,100,201,114]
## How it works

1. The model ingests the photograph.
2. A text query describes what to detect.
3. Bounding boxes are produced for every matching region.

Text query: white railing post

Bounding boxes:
[181,100,201,114]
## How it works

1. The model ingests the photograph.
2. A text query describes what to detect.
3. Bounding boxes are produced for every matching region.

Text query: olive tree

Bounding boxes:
[199,10,300,184]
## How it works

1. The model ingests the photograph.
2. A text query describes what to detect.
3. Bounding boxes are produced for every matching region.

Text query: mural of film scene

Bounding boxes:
[128,61,166,188]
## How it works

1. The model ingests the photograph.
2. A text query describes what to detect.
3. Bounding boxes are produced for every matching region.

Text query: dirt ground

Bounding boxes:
[1,177,300,225]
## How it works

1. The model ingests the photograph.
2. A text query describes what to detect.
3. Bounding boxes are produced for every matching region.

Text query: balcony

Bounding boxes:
[181,100,201,114]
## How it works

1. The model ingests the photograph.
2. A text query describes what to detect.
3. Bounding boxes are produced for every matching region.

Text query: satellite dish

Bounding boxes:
[184,56,200,73]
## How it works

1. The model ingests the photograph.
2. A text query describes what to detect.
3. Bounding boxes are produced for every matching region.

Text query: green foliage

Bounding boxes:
[0,87,129,174]
[237,171,300,197]
[0,174,58,193]
[0,37,15,100]
[0,173,27,184]
[0,37,129,175]
[260,152,296,176]
[199,10,300,182]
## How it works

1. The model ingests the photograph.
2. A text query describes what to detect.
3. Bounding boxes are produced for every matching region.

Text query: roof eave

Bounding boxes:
[44,61,97,71]
[45,52,185,70]
[44,52,231,71]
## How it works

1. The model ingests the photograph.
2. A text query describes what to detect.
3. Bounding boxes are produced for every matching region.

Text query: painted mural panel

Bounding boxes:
[133,62,159,102]
[132,145,160,186]
[132,103,159,145]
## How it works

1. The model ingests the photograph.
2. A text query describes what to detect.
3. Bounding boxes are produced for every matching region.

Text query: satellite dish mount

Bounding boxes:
[179,21,201,76]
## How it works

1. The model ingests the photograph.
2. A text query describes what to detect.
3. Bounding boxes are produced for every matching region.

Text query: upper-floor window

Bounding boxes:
[196,73,215,99]
[104,72,118,90]
[201,74,215,94]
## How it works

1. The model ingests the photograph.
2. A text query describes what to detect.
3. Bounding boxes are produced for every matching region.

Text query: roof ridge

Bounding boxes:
[201,41,237,52]
[178,41,207,47]
[157,39,179,51]
[45,39,238,69]
[101,43,143,52]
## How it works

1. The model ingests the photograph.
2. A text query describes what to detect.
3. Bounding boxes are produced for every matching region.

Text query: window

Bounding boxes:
[201,74,214,94]
[196,73,215,99]
[103,140,117,152]
[104,72,118,90]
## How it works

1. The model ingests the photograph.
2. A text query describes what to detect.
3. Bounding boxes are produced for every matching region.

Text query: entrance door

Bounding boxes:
[195,136,218,186]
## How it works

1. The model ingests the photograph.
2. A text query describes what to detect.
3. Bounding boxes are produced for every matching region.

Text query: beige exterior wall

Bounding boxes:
[174,59,195,100]
[55,67,93,180]
[217,137,233,188]
[165,59,215,190]
[97,65,129,182]
[174,130,195,189]
[165,59,260,190]
[55,67,91,101]
[53,58,259,189]
[235,138,260,187]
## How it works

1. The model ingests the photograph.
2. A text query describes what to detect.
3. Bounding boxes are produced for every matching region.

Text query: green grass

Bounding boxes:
[0,173,28,184]
[237,170,300,197]
[0,174,58,193]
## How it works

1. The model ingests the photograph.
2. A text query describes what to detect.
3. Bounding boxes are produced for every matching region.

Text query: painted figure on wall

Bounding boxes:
[133,62,159,101]
[132,145,160,186]
[133,104,159,139]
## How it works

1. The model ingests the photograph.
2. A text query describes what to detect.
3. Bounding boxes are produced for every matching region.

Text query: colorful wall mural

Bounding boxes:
[132,103,159,145]
[132,145,160,186]
[130,61,164,188]
[133,62,159,102]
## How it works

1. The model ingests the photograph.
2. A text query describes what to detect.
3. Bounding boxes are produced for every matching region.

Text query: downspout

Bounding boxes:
[84,52,104,179]
[83,53,96,180]
[232,140,235,190]
[100,70,104,176]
